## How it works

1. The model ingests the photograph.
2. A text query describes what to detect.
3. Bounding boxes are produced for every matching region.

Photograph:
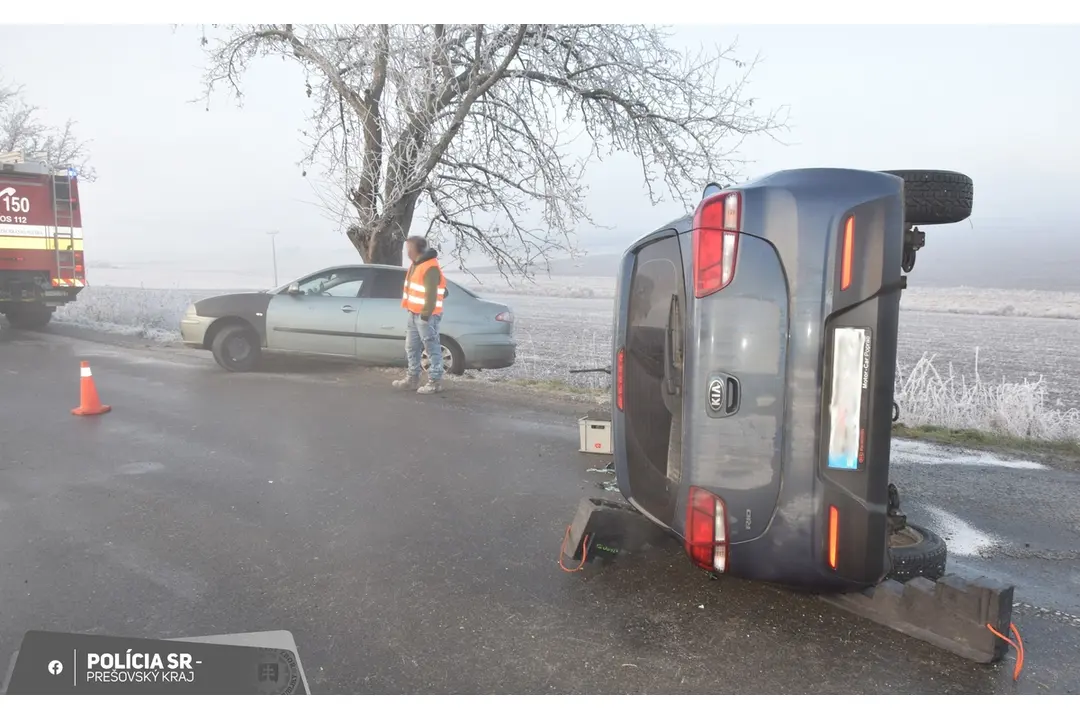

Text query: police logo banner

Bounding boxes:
[3,630,308,694]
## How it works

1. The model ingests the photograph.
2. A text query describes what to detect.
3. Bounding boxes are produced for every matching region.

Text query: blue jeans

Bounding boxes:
[406,312,443,381]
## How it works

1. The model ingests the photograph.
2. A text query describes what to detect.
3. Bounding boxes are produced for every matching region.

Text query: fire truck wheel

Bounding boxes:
[4,304,53,330]
[211,323,261,372]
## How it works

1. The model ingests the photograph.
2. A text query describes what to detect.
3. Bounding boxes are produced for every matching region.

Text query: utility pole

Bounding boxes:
[267,230,280,286]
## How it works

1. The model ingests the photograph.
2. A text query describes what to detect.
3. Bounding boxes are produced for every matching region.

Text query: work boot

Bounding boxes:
[417,380,443,395]
[392,376,420,390]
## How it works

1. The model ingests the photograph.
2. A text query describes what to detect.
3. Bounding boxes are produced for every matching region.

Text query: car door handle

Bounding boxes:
[341,305,355,313]
[380,325,394,330]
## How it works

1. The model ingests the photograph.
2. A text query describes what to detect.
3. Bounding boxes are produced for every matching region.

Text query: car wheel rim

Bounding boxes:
[226,335,250,362]
[421,345,454,372]
[889,525,923,549]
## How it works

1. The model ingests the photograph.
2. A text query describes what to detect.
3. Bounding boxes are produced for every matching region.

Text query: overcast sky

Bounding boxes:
[0,24,1075,281]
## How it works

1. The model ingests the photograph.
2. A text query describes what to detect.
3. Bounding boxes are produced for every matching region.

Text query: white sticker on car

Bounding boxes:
[827,326,871,470]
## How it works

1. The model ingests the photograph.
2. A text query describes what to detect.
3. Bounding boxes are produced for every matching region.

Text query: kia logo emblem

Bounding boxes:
[708,379,724,413]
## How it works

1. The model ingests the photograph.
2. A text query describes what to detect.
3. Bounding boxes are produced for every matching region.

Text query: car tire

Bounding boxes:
[887,522,948,583]
[882,170,974,226]
[422,337,466,376]
[211,323,261,372]
[4,304,54,330]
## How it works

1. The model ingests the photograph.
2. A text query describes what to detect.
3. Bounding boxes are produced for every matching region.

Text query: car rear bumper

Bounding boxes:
[462,335,516,370]
[724,503,885,592]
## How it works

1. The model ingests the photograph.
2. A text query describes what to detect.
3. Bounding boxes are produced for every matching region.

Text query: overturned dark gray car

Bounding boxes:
[606,168,973,592]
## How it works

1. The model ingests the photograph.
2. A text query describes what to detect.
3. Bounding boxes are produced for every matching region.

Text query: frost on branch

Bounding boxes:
[0,79,95,180]
[200,24,784,275]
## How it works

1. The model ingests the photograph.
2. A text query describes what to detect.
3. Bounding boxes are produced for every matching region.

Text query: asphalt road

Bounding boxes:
[1,327,1078,694]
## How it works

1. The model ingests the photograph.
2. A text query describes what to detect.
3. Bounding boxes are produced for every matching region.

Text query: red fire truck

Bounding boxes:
[0,151,85,330]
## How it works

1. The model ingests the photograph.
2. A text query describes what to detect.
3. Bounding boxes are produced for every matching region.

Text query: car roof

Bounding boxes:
[309,263,438,275]
[277,263,471,291]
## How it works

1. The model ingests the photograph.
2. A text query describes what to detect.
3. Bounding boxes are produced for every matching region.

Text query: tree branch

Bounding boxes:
[199,23,786,274]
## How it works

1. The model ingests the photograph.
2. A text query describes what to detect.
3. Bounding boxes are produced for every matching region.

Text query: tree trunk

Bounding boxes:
[346,195,421,267]
[366,224,406,265]
[345,222,404,265]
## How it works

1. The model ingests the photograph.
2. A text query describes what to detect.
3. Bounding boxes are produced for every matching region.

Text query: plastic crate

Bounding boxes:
[579,416,612,454]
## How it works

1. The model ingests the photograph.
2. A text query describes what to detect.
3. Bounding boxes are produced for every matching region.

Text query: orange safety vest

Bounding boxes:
[401,258,447,315]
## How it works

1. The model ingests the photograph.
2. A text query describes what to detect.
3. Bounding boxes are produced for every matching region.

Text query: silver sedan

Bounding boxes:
[180,264,516,374]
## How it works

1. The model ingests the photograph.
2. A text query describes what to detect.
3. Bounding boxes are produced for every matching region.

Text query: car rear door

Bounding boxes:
[265,267,369,356]
[355,267,409,363]
[612,229,687,528]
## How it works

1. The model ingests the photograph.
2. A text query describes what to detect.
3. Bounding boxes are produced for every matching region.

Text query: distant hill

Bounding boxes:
[471,253,622,278]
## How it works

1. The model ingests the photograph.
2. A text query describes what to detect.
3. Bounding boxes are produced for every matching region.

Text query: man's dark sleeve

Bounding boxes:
[421,267,441,319]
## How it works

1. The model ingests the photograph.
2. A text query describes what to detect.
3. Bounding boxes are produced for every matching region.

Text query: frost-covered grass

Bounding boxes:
[457,273,615,300]
[895,350,1080,442]
[54,287,240,344]
[899,286,1080,320]
[49,284,1080,443]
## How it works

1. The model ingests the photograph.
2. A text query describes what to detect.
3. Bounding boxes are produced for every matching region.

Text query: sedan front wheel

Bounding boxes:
[211,323,262,372]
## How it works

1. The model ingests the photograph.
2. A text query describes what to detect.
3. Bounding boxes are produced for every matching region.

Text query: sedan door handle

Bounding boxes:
[380,325,394,330]
[341,305,355,313]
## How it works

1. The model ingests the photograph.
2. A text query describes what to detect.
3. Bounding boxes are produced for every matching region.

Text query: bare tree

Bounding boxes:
[0,78,95,179]
[200,24,783,274]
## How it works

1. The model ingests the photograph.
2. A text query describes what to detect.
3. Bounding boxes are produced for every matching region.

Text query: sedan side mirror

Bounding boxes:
[287,282,301,295]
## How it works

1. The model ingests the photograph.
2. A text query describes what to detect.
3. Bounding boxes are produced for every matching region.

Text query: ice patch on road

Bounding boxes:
[890,438,1046,470]
[117,461,165,476]
[922,505,1002,557]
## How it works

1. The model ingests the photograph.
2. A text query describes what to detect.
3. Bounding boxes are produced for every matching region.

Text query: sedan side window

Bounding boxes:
[365,268,452,300]
[367,269,408,299]
[294,269,366,297]
[321,279,364,298]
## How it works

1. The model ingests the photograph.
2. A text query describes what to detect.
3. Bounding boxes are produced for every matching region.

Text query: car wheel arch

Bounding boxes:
[204,316,262,350]
[422,334,467,375]
[443,335,466,373]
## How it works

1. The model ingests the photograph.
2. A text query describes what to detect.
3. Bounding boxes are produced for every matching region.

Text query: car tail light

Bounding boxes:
[615,347,625,411]
[828,505,839,570]
[840,216,854,291]
[495,311,513,323]
[685,486,728,573]
[692,191,741,298]
[74,251,85,277]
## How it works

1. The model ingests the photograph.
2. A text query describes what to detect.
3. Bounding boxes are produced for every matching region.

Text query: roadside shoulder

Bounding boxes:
[34,323,609,418]
[893,424,1080,473]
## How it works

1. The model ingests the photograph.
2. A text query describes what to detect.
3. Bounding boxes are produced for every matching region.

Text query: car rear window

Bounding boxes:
[450,281,478,298]
[368,267,478,300]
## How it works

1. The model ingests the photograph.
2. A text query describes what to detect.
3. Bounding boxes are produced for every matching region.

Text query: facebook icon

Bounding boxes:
[47,660,63,675]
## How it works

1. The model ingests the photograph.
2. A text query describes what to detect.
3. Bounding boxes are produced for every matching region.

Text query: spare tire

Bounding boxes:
[883,170,973,226]
[887,522,947,582]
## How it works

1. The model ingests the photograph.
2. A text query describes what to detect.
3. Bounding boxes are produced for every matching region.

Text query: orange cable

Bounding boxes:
[986,622,1025,681]
[558,525,590,573]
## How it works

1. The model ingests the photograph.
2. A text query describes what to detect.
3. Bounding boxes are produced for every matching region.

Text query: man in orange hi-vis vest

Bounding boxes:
[393,235,448,394]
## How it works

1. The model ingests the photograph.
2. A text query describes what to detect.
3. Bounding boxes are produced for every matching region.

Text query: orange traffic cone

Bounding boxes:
[71,360,111,416]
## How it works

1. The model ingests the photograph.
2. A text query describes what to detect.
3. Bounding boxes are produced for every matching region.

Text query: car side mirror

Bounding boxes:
[287,282,301,295]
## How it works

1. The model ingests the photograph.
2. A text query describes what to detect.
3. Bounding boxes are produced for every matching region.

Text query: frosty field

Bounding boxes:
[51,272,1080,442]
